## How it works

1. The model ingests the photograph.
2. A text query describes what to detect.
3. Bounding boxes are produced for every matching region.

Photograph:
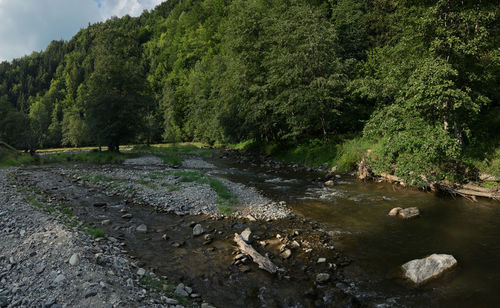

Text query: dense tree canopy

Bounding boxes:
[0,0,498,183]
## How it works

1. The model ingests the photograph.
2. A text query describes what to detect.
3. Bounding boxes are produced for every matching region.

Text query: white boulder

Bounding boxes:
[402,254,457,284]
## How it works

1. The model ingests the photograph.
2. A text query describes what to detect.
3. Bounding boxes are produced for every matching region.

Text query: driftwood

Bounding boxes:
[233,233,278,274]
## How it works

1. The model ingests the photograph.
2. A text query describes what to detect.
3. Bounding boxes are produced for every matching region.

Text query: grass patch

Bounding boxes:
[85,226,106,238]
[0,141,38,167]
[42,150,132,164]
[218,204,234,216]
[82,174,113,183]
[169,171,238,210]
[138,275,191,306]
[138,179,157,189]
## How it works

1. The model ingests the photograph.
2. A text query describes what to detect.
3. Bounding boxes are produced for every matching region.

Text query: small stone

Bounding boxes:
[316,273,330,284]
[19,230,26,236]
[44,297,56,307]
[388,207,402,216]
[137,268,146,276]
[101,220,111,226]
[193,224,204,236]
[239,265,251,273]
[172,242,184,248]
[280,249,292,259]
[324,180,335,187]
[190,293,201,298]
[241,228,253,244]
[317,258,326,264]
[136,224,148,233]
[69,253,80,266]
[165,298,178,305]
[84,289,98,298]
[0,296,8,308]
[290,240,300,249]
[201,303,216,308]
[121,213,133,219]
[398,207,420,219]
[174,284,188,297]
[246,215,256,221]
[162,234,169,240]
[54,274,66,283]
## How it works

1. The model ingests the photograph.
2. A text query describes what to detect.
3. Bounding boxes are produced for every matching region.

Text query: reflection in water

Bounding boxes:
[208,155,500,307]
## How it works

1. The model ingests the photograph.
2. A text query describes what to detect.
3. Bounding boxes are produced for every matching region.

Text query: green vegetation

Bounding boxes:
[170,171,237,209]
[85,226,106,238]
[41,150,131,164]
[139,275,190,306]
[0,1,498,186]
[0,141,38,167]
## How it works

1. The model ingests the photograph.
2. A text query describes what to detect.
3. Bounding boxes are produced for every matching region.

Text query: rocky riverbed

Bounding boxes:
[0,168,208,308]
[0,150,361,307]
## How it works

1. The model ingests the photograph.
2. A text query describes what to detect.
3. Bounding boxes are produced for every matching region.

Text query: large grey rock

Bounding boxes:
[402,254,457,284]
[241,228,253,244]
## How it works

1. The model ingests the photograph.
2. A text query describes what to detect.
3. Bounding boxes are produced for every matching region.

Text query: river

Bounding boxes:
[208,153,500,307]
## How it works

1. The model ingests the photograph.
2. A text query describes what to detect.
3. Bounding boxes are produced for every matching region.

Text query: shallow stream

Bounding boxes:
[207,154,500,307]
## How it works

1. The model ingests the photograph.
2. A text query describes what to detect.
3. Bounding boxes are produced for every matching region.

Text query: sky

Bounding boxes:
[0,0,166,62]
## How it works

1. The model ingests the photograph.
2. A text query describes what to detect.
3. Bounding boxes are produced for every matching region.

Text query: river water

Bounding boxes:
[208,155,500,307]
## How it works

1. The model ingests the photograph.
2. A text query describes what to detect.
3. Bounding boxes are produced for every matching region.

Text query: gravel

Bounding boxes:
[0,168,180,307]
[54,156,290,220]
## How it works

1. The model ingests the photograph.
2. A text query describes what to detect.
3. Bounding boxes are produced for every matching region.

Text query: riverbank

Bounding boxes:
[228,138,500,200]
[0,168,197,308]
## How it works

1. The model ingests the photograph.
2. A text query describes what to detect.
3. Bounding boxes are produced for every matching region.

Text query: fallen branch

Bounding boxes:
[233,233,278,274]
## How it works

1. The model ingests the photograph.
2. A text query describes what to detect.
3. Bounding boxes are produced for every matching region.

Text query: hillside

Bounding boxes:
[0,0,499,185]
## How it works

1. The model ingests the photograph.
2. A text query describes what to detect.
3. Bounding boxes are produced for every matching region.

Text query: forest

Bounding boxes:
[0,0,498,186]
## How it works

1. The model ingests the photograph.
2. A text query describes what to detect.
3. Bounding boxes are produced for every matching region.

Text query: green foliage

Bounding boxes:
[42,150,130,164]
[0,141,38,167]
[0,0,498,185]
[85,226,106,238]
[170,170,237,205]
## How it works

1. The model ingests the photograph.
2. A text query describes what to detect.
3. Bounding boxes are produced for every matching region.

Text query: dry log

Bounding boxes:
[455,189,499,200]
[234,233,278,274]
[380,172,403,183]
[462,183,498,193]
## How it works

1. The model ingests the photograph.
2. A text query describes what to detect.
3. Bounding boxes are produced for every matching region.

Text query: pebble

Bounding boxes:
[54,274,66,283]
[101,220,111,226]
[241,228,253,244]
[316,273,330,284]
[281,249,292,259]
[137,268,146,276]
[317,258,326,264]
[136,224,148,233]
[174,284,188,297]
[69,253,80,266]
[193,224,204,236]
[84,289,98,298]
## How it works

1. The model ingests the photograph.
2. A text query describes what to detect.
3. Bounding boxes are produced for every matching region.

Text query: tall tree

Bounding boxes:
[82,27,149,151]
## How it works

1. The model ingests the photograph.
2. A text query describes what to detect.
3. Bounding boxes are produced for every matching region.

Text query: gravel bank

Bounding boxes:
[0,168,196,308]
[54,158,290,220]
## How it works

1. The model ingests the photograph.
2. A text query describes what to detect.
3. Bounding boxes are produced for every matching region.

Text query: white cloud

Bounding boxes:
[0,0,166,62]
